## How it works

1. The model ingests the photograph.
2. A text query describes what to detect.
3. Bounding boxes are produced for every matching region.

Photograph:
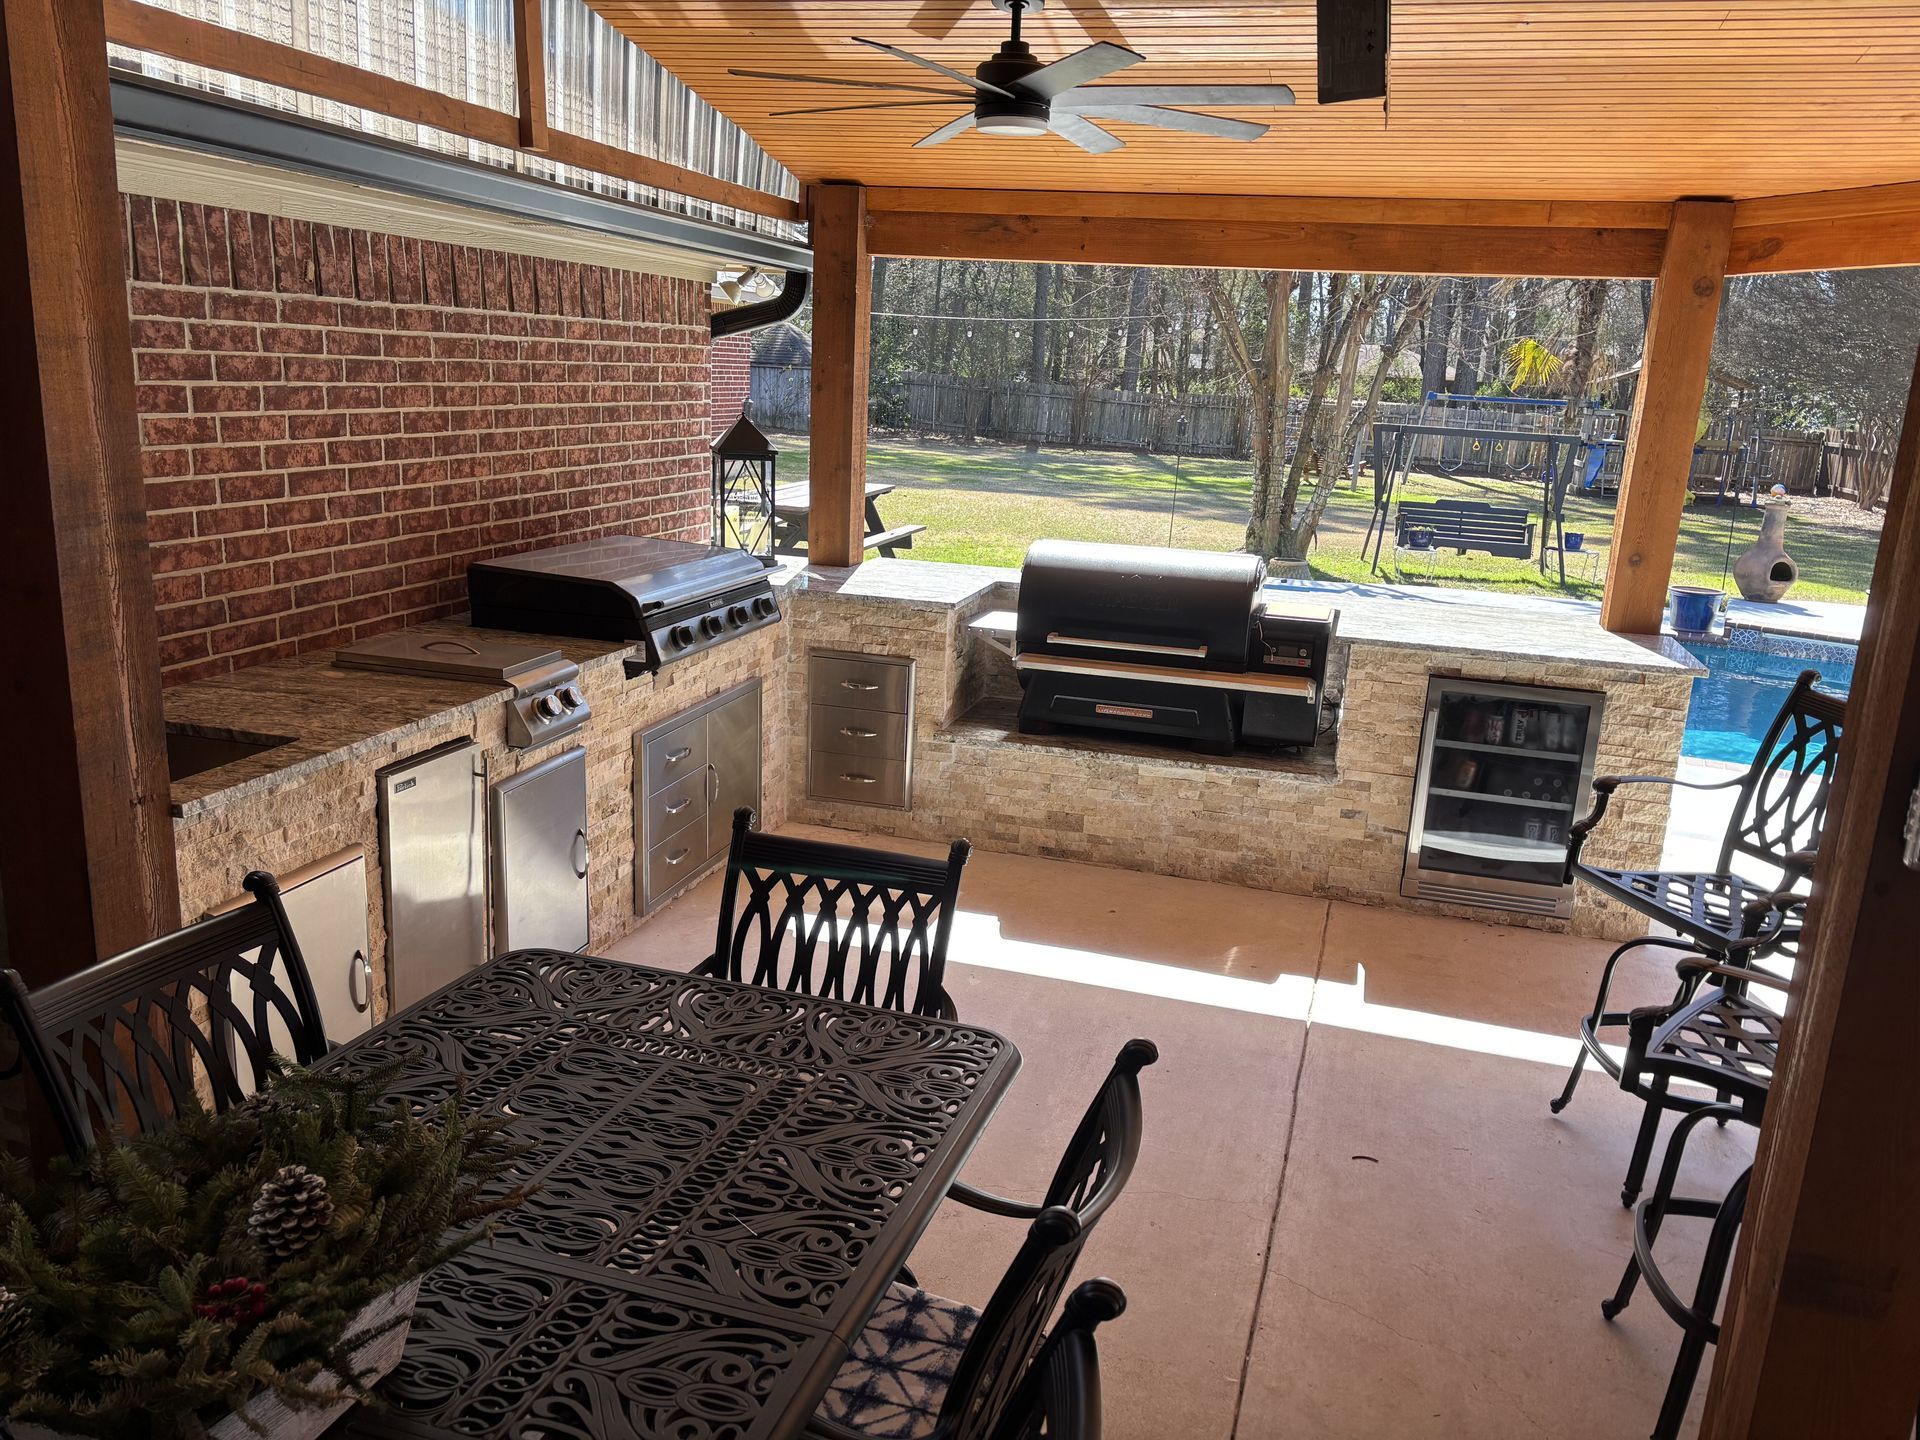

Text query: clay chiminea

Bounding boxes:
[1732,499,1798,602]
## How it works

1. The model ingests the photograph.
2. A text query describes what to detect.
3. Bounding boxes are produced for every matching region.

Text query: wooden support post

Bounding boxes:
[1699,344,1920,1439]
[807,182,871,568]
[1599,199,1734,634]
[0,0,180,984]
[512,0,547,152]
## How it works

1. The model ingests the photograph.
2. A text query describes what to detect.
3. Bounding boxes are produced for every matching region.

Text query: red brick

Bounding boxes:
[219,473,288,502]
[191,384,262,413]
[144,415,216,446]
[203,561,275,595]
[138,350,214,382]
[227,588,294,621]
[197,504,265,536]
[219,414,287,443]
[192,444,265,476]
[326,329,384,358]
[210,618,281,654]
[230,212,274,291]
[189,322,260,352]
[223,530,290,563]
[148,509,195,543]
[209,292,277,323]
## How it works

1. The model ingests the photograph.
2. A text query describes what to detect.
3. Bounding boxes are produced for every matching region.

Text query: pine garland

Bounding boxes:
[0,1060,528,1439]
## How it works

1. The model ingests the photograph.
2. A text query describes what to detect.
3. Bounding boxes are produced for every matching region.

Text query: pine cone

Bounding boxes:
[248,1164,335,1261]
[0,1284,28,1348]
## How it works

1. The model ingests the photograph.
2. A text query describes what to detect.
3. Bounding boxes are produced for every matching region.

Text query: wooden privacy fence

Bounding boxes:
[753,362,1899,511]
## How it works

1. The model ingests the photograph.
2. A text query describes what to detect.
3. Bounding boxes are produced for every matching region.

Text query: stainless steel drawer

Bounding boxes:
[643,714,707,795]
[810,652,913,713]
[648,769,709,839]
[810,703,910,761]
[646,816,707,899]
[808,752,909,808]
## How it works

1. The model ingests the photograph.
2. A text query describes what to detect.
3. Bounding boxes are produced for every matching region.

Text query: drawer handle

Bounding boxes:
[665,797,692,815]
[571,828,590,880]
[665,746,693,765]
[840,680,881,692]
[839,772,879,785]
[348,949,372,1013]
[839,726,879,739]
[665,847,691,866]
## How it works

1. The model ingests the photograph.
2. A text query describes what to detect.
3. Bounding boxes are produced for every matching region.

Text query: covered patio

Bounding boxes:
[5,3,1920,1438]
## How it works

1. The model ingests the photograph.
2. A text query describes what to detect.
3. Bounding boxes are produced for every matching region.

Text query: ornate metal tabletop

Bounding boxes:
[330,950,1019,1440]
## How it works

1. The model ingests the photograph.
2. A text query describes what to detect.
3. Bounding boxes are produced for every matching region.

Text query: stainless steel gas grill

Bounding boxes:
[1007,540,1337,754]
[467,535,780,676]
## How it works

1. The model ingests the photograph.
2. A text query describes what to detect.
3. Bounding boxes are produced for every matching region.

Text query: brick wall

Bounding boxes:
[125,194,717,685]
[710,332,751,436]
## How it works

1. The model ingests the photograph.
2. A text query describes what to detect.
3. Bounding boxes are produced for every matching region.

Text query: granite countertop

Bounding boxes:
[786,558,1700,675]
[790,557,1015,610]
[164,618,639,819]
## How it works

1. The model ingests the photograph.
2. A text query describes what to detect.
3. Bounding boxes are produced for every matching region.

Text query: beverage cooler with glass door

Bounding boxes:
[1401,677,1606,917]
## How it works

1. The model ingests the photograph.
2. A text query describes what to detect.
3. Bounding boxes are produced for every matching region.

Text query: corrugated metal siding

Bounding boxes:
[110,0,800,238]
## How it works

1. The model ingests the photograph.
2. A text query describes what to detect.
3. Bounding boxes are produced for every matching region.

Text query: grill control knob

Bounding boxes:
[752,595,776,618]
[533,694,563,721]
[728,604,750,627]
[669,624,694,648]
[700,614,724,637]
[557,685,583,710]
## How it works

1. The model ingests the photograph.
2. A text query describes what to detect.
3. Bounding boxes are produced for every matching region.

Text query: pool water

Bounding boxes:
[1679,629,1855,765]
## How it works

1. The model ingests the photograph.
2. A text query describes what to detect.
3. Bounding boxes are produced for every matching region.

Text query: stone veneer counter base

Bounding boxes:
[783,561,1700,942]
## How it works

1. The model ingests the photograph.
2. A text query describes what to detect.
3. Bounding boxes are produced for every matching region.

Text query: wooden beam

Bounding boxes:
[1729,177,1920,273]
[102,0,802,223]
[1599,199,1734,634]
[1700,343,1920,1438]
[864,208,1666,279]
[0,0,179,984]
[865,186,1675,233]
[512,0,547,152]
[806,182,871,568]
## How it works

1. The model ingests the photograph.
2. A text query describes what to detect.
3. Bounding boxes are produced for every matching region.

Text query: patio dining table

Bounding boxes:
[331,949,1019,1440]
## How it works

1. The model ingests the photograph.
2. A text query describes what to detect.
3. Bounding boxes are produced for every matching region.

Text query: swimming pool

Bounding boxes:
[1679,628,1855,765]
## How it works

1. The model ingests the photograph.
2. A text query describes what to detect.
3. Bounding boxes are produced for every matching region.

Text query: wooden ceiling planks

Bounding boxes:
[583,1,1920,201]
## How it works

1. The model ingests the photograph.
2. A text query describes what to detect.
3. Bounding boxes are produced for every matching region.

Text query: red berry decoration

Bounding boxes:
[195,1276,270,1326]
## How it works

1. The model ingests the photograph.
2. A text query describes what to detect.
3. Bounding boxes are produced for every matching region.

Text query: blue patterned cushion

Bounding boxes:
[817,1282,981,1438]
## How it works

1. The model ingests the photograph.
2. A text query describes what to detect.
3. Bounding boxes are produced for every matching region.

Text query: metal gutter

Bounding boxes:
[711,271,809,338]
[110,74,812,276]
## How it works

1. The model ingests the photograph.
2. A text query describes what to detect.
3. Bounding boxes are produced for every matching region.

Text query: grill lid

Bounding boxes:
[470,536,769,615]
[1015,540,1265,672]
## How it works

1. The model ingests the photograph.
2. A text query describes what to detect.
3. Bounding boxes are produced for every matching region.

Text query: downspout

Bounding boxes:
[711,271,809,338]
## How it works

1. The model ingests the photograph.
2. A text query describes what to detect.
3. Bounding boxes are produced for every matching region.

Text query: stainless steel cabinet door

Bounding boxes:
[706,685,762,860]
[379,739,488,1011]
[491,746,590,955]
[277,849,375,1045]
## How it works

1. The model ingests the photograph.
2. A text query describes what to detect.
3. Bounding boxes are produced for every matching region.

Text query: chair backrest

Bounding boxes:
[709,808,970,1017]
[938,1043,1155,1440]
[1720,670,1847,878]
[0,872,325,1158]
[988,1279,1125,1440]
[1041,1039,1158,1225]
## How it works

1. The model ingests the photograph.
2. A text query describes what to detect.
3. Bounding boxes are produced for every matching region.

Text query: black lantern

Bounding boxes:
[711,412,779,567]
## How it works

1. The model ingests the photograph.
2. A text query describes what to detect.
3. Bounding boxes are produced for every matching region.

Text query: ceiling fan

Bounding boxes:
[728,0,1296,155]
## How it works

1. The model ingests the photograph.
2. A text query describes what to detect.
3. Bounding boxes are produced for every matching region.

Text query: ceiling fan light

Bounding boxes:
[977,113,1048,137]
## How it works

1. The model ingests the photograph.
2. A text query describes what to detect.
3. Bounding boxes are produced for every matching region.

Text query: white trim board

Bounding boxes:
[115,136,722,285]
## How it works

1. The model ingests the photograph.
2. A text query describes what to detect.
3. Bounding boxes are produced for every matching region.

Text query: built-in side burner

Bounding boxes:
[335,630,590,749]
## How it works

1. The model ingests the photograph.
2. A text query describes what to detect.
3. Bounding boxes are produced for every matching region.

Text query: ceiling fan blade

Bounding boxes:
[772,100,973,117]
[1048,114,1124,154]
[851,37,1015,97]
[1017,42,1143,100]
[1068,104,1269,140]
[1057,84,1296,109]
[914,113,979,148]
[728,68,970,99]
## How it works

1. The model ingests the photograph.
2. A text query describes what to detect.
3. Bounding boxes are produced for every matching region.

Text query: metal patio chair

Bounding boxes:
[1599,1101,1751,1440]
[0,871,324,1159]
[698,807,971,1019]
[988,1278,1123,1440]
[810,1040,1154,1440]
[1550,670,1843,1202]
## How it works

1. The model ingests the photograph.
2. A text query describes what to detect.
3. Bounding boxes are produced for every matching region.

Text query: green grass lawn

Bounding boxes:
[768,431,1879,604]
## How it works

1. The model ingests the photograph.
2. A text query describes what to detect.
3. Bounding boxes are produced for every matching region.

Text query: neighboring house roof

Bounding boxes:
[752,321,811,368]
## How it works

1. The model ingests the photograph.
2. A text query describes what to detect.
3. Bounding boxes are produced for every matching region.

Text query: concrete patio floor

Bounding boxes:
[605,828,1754,1440]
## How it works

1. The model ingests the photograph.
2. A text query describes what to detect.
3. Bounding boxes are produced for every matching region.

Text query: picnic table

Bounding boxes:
[336,949,1018,1440]
[772,480,925,558]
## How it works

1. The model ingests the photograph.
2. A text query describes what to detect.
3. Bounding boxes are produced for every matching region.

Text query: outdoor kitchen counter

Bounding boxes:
[163,619,637,820]
[783,558,1699,940]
